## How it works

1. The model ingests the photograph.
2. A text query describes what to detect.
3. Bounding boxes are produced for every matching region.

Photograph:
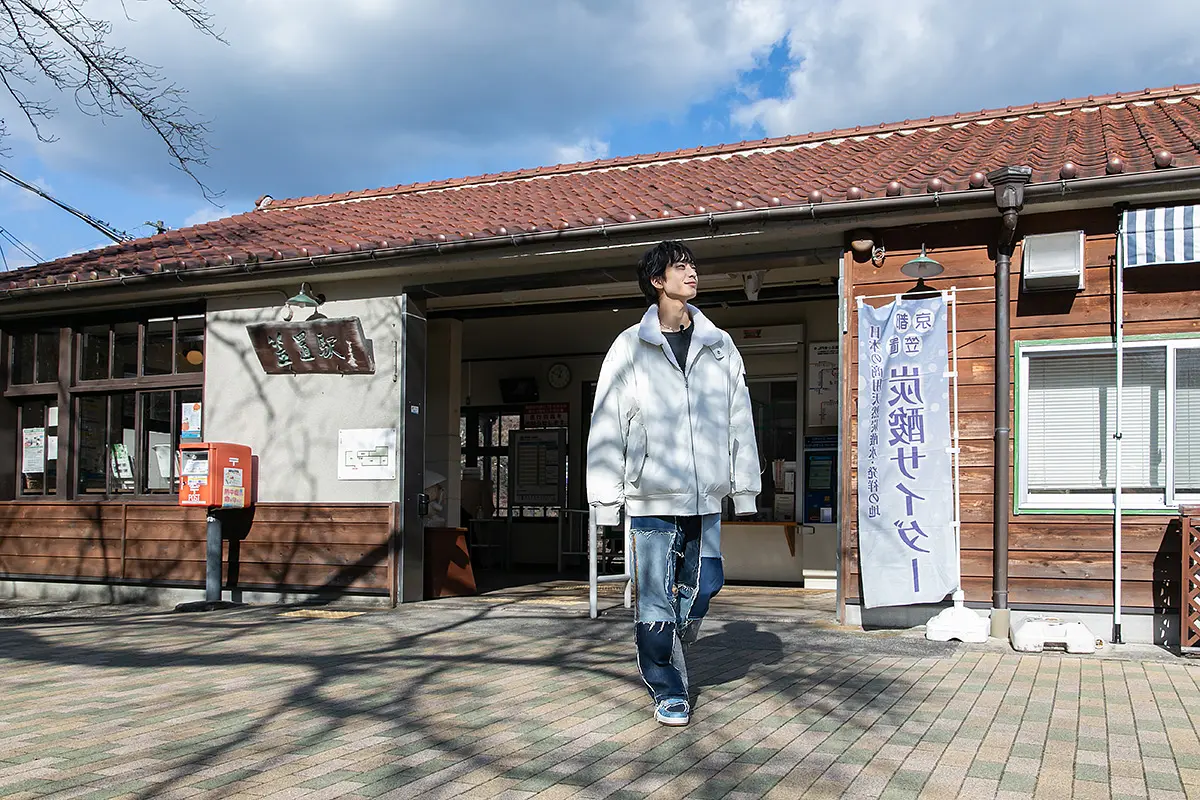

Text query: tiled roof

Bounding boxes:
[10,83,1200,290]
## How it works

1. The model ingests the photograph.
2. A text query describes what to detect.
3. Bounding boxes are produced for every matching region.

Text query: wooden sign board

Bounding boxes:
[246,317,375,375]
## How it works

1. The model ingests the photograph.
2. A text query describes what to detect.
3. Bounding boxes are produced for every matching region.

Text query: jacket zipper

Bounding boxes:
[677,348,701,516]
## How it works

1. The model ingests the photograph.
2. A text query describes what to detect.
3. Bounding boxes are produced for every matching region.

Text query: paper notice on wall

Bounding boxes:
[47,407,58,427]
[21,428,44,474]
[181,402,202,440]
[338,428,397,480]
[47,436,57,460]
[807,342,839,430]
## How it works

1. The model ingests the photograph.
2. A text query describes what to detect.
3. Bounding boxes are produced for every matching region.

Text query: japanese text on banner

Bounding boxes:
[856,295,956,608]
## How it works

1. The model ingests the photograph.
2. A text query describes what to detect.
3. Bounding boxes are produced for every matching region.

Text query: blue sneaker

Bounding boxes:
[655,699,690,726]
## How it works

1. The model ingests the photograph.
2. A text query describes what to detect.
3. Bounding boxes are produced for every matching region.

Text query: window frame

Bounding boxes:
[1014,334,1200,515]
[4,308,204,502]
[461,404,565,519]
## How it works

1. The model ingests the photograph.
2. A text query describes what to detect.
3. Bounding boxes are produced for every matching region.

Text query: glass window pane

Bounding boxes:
[77,396,108,494]
[141,392,173,492]
[12,333,34,385]
[36,331,59,384]
[144,319,173,376]
[500,414,521,446]
[81,326,110,381]
[177,317,204,373]
[19,400,47,495]
[1176,349,1200,494]
[113,322,139,379]
[110,393,136,494]
[1026,348,1166,495]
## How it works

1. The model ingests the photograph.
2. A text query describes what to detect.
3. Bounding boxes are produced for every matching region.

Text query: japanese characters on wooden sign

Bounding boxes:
[246,317,375,375]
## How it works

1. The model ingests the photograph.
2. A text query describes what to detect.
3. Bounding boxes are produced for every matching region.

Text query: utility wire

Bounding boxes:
[0,166,132,244]
[0,240,8,271]
[0,225,41,264]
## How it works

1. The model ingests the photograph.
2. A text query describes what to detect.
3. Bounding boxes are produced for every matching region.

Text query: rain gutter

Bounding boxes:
[3,165,1200,305]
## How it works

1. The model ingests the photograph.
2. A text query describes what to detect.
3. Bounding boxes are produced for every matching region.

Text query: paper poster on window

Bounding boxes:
[21,428,44,474]
[338,428,397,480]
[807,342,839,429]
[856,295,956,609]
[181,402,202,441]
[47,406,58,427]
[111,444,134,479]
[46,436,57,460]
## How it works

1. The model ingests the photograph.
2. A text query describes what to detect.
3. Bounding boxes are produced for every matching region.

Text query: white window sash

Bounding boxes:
[1018,337,1200,512]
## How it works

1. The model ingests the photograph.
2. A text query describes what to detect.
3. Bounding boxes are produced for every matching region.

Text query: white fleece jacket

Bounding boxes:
[586,304,761,526]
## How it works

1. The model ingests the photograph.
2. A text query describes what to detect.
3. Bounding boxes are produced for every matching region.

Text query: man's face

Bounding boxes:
[653,259,698,303]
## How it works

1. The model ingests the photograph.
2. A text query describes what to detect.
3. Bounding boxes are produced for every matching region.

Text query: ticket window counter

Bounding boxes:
[719,378,839,589]
[721,379,806,583]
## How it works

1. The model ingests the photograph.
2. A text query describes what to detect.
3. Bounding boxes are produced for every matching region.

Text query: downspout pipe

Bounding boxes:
[986,166,1032,640]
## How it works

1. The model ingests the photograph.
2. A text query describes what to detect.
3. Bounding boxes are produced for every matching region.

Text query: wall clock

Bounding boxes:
[547,362,572,390]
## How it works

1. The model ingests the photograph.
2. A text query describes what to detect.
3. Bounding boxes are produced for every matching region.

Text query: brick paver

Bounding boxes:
[2,598,1199,799]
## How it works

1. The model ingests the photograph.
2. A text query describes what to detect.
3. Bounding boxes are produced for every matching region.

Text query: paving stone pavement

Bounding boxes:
[2,596,1200,799]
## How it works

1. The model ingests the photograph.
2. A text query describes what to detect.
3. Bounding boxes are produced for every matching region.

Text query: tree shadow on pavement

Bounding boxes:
[0,599,956,800]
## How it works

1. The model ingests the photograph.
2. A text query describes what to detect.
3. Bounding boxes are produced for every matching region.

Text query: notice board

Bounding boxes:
[508,429,566,507]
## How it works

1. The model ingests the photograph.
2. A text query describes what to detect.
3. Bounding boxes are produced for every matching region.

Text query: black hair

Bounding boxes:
[636,240,696,305]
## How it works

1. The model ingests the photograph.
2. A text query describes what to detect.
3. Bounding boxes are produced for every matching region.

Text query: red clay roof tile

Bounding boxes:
[8,83,1200,289]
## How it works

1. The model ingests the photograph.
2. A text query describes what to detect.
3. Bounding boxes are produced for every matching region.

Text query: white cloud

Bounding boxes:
[0,0,789,199]
[732,0,1200,138]
[0,174,57,213]
[183,205,226,228]
[0,0,1197,264]
[552,138,610,165]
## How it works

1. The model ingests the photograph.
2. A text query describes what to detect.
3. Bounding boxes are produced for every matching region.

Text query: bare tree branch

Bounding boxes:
[0,0,224,201]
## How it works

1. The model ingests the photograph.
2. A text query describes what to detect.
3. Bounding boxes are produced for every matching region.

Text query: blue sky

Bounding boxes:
[0,0,1197,268]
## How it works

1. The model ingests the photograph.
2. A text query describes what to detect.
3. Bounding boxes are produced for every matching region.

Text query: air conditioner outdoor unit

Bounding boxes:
[1021,230,1085,292]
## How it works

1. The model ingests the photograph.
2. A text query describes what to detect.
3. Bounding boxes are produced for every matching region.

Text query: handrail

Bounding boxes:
[588,508,632,619]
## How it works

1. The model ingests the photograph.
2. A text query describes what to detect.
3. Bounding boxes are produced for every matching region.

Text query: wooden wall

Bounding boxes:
[0,502,397,598]
[841,207,1193,613]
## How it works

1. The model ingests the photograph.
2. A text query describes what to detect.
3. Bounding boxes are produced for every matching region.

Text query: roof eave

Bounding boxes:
[3,164,1200,310]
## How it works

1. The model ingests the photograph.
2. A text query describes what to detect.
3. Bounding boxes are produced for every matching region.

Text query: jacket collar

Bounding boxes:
[637,304,723,347]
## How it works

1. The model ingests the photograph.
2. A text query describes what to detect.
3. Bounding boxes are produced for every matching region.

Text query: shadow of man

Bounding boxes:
[687,620,784,706]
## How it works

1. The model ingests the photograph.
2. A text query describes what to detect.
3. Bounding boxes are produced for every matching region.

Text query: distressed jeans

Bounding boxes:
[630,514,724,703]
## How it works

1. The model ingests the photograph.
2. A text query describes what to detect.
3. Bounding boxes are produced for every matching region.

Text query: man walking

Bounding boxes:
[586,240,761,726]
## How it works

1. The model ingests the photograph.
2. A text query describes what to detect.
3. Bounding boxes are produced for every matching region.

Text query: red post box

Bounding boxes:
[179,442,253,508]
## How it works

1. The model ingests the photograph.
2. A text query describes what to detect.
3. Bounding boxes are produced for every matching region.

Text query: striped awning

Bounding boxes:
[1123,205,1200,268]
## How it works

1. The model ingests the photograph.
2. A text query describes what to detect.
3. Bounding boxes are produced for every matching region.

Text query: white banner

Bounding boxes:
[857,295,956,608]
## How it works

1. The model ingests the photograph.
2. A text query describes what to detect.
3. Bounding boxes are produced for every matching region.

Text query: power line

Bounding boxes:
[0,225,41,264]
[0,166,132,245]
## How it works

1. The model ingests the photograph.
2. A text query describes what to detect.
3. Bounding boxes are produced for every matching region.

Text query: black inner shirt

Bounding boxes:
[663,323,694,371]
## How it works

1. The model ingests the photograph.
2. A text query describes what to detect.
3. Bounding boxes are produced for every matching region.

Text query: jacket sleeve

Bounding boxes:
[727,340,761,515]
[586,336,633,526]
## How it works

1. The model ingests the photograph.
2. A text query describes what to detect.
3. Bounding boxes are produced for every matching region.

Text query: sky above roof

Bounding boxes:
[0,0,1197,269]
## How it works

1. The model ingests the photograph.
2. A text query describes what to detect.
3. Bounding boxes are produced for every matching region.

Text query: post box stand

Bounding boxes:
[174,442,255,613]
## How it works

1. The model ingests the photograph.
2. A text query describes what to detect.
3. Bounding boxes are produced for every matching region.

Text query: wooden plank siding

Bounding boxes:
[840,208,1192,614]
[0,502,397,596]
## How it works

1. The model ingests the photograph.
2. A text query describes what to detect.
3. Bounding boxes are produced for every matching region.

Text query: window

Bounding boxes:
[18,399,58,495]
[77,315,204,381]
[744,379,798,522]
[1017,338,1200,511]
[5,311,204,500]
[460,406,564,518]
[10,330,59,385]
